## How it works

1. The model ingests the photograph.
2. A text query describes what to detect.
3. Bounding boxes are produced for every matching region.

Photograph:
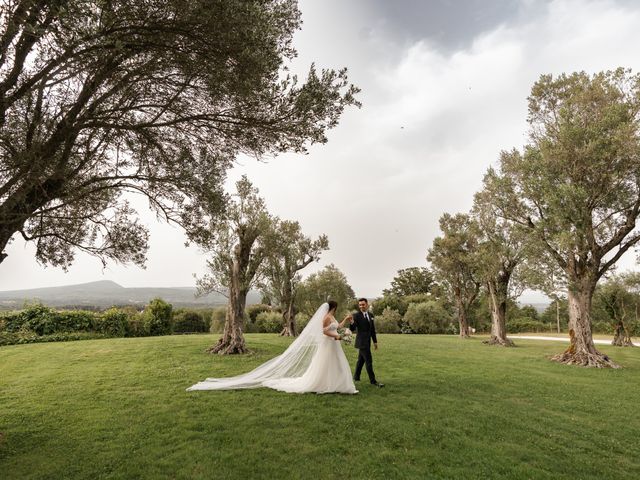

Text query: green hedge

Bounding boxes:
[97,309,128,337]
[0,300,175,346]
[143,298,173,336]
[375,307,402,334]
[173,311,207,333]
[255,312,282,333]
[404,301,455,334]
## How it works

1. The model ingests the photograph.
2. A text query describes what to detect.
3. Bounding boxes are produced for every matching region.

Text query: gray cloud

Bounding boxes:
[362,0,533,51]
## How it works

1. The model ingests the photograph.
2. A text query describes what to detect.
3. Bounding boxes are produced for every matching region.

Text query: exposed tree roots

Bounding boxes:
[612,326,635,347]
[483,336,515,347]
[611,337,635,347]
[206,339,249,355]
[279,326,296,337]
[550,350,620,368]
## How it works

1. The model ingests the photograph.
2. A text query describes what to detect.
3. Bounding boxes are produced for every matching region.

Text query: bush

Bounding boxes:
[255,311,282,333]
[196,308,214,332]
[57,310,96,332]
[371,296,408,316]
[207,307,251,333]
[295,313,312,333]
[591,321,613,335]
[143,298,173,336]
[506,318,549,333]
[0,311,17,332]
[210,307,227,333]
[375,307,401,333]
[125,314,148,337]
[243,312,258,333]
[404,301,454,334]
[97,308,128,337]
[246,304,272,323]
[173,310,206,333]
[3,304,101,335]
[9,303,57,334]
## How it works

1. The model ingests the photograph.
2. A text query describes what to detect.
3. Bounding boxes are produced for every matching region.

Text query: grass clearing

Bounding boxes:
[1,334,639,479]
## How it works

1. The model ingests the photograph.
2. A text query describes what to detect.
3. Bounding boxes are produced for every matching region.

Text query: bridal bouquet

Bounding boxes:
[338,328,352,345]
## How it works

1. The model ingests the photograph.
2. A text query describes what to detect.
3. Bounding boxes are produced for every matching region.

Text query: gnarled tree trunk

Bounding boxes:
[612,321,634,347]
[208,286,249,355]
[208,237,258,355]
[279,283,297,337]
[456,296,470,338]
[551,278,619,368]
[484,279,514,347]
[280,303,297,337]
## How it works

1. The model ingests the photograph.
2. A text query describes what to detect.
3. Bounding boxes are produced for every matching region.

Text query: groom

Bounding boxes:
[348,298,384,388]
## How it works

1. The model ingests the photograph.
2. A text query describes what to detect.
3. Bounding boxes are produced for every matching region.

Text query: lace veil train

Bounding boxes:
[187,303,329,391]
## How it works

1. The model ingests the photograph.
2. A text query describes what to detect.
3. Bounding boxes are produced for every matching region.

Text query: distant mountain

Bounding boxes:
[0,280,262,310]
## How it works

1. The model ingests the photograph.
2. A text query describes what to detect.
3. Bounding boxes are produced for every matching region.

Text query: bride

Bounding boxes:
[187,301,358,394]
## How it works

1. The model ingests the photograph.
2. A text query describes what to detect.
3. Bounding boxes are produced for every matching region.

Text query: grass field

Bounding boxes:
[1,334,639,479]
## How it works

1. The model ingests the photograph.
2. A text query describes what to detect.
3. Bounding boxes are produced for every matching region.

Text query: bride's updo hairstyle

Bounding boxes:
[328,300,338,312]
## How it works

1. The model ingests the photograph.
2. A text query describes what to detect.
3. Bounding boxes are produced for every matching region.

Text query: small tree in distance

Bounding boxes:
[383,267,433,297]
[473,181,531,347]
[427,213,481,339]
[296,264,355,320]
[261,220,329,337]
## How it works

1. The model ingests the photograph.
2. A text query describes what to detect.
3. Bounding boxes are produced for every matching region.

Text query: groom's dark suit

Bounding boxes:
[349,310,378,384]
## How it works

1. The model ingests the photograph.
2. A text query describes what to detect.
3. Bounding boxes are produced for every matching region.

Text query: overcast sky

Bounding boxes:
[3,0,640,301]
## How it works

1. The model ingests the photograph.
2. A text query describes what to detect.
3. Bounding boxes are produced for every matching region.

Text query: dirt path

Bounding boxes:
[508,334,639,345]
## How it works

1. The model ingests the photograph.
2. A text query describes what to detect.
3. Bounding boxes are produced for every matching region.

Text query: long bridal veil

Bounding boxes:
[187,303,329,391]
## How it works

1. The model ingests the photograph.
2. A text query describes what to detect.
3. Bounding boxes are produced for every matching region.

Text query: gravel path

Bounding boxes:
[509,335,613,345]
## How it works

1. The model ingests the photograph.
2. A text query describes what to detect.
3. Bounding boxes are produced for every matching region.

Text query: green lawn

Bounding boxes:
[1,334,639,480]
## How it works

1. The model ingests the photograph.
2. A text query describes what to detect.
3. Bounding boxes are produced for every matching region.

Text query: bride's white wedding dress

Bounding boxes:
[187,303,358,394]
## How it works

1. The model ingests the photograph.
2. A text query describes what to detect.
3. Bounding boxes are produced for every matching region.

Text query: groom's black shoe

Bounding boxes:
[371,382,384,388]
[353,377,360,382]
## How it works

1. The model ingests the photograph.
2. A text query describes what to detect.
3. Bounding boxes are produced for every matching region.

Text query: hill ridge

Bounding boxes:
[0,280,259,309]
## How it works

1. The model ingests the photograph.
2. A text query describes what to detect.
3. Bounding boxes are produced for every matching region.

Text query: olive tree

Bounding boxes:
[196,177,275,354]
[295,264,355,319]
[472,192,527,347]
[484,69,640,367]
[427,213,481,338]
[595,277,635,347]
[0,0,359,268]
[261,219,328,337]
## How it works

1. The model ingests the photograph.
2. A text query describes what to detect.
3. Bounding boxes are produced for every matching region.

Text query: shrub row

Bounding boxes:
[0,300,211,346]
[6,301,632,346]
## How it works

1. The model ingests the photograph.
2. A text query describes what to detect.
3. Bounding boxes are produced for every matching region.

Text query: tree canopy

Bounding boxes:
[0,0,359,267]
[261,219,328,336]
[383,267,433,297]
[427,213,481,338]
[296,264,355,319]
[482,69,640,367]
